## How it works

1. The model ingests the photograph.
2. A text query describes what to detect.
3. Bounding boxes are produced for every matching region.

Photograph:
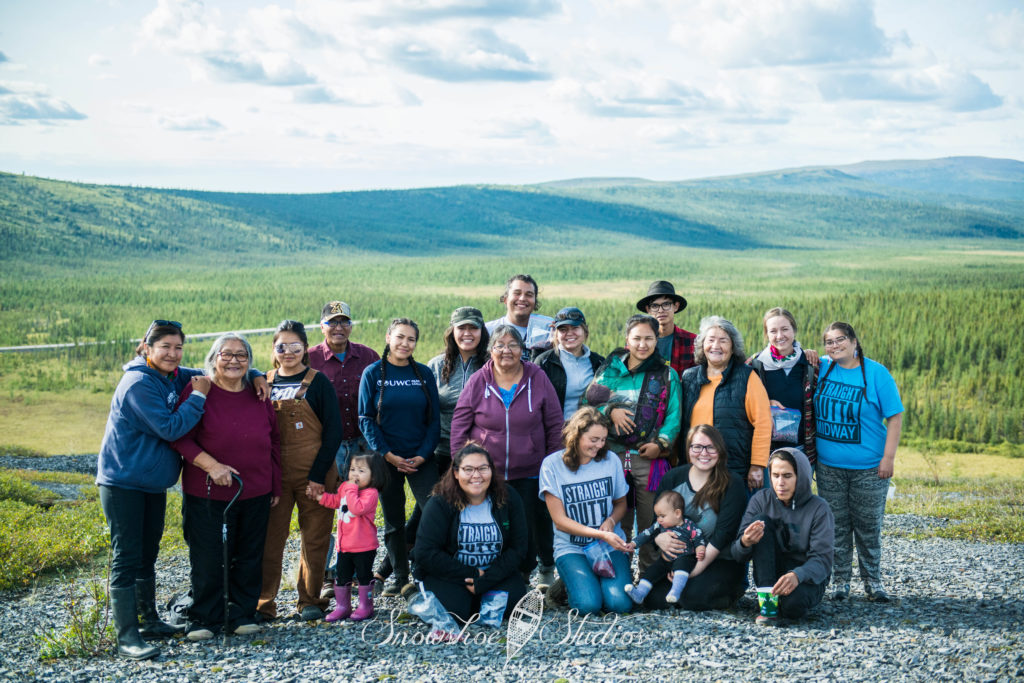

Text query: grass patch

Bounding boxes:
[35,575,115,660]
[887,478,1024,543]
[0,498,109,590]
[0,445,49,458]
[0,389,110,455]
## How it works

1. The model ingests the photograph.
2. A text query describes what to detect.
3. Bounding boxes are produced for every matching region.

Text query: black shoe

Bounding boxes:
[865,584,891,603]
[381,576,409,598]
[831,583,850,601]
[110,587,160,660]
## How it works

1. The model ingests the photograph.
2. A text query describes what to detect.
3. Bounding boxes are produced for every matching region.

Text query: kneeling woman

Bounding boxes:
[413,444,528,623]
[540,407,632,616]
[732,448,834,624]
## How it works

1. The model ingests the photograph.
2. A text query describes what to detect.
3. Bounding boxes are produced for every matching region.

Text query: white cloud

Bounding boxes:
[388,27,549,81]
[89,54,112,68]
[0,81,87,124]
[140,0,226,53]
[554,73,727,118]
[202,52,316,86]
[158,114,224,131]
[482,118,554,143]
[353,0,561,23]
[987,8,1024,53]
[669,0,893,67]
[819,65,1003,112]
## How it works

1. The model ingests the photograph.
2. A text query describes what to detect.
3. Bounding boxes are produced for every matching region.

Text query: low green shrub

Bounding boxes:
[36,575,115,660]
[0,499,109,590]
[0,471,56,506]
[888,477,1024,543]
[0,444,48,458]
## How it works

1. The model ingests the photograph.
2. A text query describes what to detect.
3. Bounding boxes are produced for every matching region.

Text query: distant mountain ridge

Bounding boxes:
[1,156,1020,263]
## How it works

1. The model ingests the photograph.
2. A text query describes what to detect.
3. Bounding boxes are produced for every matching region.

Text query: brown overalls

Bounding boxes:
[258,368,339,617]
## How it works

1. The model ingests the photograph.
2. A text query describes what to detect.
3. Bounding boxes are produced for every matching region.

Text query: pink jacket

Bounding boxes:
[449,359,563,481]
[320,482,379,553]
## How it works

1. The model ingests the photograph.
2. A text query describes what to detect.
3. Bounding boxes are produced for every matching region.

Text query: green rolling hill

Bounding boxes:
[1,156,1021,264]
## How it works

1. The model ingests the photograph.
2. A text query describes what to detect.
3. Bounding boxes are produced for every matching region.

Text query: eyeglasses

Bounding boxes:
[689,444,718,455]
[274,342,305,354]
[824,335,849,348]
[217,351,249,362]
[647,302,676,312]
[459,465,491,476]
[492,343,522,352]
[325,319,353,328]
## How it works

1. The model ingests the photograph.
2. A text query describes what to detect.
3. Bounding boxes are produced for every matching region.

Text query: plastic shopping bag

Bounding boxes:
[582,540,616,579]
[770,406,801,444]
[478,590,509,628]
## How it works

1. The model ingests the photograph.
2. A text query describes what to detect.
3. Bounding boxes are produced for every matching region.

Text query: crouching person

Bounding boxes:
[732,447,833,625]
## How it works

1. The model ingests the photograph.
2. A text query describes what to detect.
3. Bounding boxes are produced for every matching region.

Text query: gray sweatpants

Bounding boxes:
[815,462,889,588]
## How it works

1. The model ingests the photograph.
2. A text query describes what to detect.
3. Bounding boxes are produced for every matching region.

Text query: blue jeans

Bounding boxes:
[334,437,366,478]
[555,550,633,616]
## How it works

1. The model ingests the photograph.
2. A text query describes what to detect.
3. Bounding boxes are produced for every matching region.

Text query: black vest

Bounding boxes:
[681,358,755,476]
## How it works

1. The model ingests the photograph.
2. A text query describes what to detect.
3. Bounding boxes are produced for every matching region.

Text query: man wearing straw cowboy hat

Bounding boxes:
[636,280,697,376]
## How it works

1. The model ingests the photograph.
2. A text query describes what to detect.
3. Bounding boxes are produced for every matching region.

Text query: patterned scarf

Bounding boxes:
[755,341,804,376]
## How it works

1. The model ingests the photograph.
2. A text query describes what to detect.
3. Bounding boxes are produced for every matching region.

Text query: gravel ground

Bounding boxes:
[1,458,1022,682]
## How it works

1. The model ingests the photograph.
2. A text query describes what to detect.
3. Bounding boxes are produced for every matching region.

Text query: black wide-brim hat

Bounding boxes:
[636,280,687,312]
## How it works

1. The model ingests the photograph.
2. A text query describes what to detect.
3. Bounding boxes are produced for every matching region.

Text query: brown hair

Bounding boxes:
[687,424,731,514]
[561,407,612,472]
[432,443,507,510]
[439,319,490,384]
[822,321,864,360]
[762,307,798,339]
[135,322,185,357]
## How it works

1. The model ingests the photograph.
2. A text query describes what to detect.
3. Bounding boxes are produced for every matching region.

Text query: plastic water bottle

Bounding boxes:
[478,590,508,628]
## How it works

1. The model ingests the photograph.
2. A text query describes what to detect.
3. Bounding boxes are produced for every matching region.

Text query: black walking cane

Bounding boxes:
[222,473,244,646]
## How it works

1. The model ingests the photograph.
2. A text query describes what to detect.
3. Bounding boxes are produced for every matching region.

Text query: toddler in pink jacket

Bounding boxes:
[318,454,388,621]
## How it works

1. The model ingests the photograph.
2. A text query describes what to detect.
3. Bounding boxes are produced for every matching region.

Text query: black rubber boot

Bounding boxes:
[111,587,159,660]
[136,578,183,639]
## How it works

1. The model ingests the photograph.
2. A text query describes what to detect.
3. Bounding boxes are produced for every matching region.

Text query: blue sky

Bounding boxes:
[0,0,1021,192]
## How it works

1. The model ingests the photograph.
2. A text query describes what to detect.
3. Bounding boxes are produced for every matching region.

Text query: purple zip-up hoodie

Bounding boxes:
[449,359,563,481]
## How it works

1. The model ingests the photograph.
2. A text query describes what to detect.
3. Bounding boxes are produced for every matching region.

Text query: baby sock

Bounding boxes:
[666,572,689,604]
[626,579,652,604]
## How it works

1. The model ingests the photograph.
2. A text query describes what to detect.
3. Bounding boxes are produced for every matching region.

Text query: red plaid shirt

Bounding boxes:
[669,325,697,375]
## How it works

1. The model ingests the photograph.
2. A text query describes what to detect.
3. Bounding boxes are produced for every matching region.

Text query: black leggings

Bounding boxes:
[641,553,698,585]
[338,550,376,586]
[751,517,826,619]
[645,556,746,610]
[422,573,528,624]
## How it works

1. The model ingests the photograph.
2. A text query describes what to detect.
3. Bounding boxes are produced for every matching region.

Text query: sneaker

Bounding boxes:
[381,576,409,598]
[320,580,335,601]
[536,564,556,588]
[186,627,214,642]
[865,585,891,603]
[831,583,850,601]
[755,615,778,626]
[233,622,262,635]
[300,605,324,621]
[544,577,567,609]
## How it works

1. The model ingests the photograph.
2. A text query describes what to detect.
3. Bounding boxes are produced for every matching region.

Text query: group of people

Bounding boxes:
[95,275,904,658]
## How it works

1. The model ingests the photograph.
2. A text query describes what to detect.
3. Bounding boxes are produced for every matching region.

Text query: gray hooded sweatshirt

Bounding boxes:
[731,447,835,586]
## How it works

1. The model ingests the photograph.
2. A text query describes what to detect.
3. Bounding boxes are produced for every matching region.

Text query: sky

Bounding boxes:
[0,0,1021,192]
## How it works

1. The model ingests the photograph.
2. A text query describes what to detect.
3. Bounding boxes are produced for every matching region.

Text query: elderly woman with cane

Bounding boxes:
[173,333,280,641]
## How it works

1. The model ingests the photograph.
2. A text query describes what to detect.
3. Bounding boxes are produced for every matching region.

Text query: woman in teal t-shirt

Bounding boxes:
[814,322,903,603]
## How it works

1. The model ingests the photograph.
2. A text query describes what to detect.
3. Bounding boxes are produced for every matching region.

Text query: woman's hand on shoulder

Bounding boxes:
[609,407,635,435]
[804,349,820,368]
[254,375,270,401]
[191,375,211,395]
